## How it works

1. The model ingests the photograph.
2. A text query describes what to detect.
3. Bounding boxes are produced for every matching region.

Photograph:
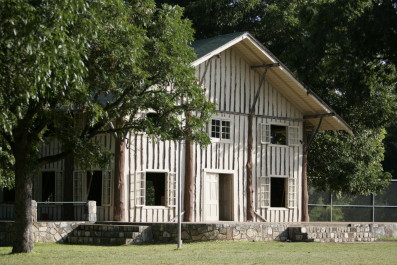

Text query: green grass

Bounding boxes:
[379,237,397,241]
[1,241,397,265]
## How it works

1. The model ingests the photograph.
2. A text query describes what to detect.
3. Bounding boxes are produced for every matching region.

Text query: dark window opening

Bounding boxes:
[3,188,15,203]
[271,125,287,145]
[42,172,55,202]
[87,171,102,206]
[271,177,286,207]
[147,112,161,128]
[146,172,166,206]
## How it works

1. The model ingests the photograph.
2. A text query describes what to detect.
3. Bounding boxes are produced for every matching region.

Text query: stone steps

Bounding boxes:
[67,224,152,245]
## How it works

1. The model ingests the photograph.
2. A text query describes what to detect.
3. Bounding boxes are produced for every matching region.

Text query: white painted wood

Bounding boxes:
[204,173,219,221]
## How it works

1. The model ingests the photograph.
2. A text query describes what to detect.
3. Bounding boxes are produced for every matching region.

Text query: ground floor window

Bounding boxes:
[146,172,166,206]
[87,171,103,206]
[42,171,56,202]
[135,171,176,207]
[0,187,15,203]
[33,171,63,202]
[258,176,296,208]
[270,177,286,207]
[73,170,112,206]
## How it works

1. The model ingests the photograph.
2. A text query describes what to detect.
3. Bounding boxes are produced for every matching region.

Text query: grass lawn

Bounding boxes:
[1,241,397,265]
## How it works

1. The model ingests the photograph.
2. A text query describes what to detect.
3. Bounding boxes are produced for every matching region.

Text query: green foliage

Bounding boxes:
[383,124,397,179]
[0,0,214,186]
[309,129,392,195]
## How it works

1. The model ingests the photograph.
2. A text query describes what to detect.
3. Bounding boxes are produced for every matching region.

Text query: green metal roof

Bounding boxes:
[192,32,247,59]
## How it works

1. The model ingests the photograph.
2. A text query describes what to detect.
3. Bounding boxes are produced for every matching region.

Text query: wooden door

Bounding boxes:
[205,173,219,221]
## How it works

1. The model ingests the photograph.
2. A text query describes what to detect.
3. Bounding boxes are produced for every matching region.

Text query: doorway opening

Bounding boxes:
[205,172,234,221]
[219,174,234,221]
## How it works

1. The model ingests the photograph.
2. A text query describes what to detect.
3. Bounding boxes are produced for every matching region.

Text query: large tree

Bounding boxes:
[0,0,213,253]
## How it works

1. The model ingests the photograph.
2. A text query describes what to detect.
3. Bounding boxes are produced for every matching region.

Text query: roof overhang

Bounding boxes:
[191,32,352,135]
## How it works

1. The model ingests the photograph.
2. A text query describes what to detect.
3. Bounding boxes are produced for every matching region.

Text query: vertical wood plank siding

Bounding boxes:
[40,140,64,171]
[38,134,115,221]
[128,48,303,223]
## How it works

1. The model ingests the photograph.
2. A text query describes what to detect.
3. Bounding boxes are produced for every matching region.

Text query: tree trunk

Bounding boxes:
[63,153,74,220]
[183,139,194,222]
[246,114,255,221]
[301,129,310,222]
[12,137,34,253]
[113,137,126,221]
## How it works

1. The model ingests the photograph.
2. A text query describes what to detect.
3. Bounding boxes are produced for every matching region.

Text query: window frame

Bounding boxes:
[102,170,113,206]
[257,175,296,209]
[134,171,177,208]
[260,123,301,146]
[209,117,233,143]
[73,170,86,203]
[73,170,113,206]
[37,170,63,202]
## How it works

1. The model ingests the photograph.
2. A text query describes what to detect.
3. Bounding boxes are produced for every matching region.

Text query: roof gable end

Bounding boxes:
[191,33,352,134]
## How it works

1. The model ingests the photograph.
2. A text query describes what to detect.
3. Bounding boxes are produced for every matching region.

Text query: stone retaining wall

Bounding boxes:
[0,221,90,246]
[150,223,397,243]
[1,222,397,246]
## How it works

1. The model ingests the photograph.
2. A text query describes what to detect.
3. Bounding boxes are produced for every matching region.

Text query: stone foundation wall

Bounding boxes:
[2,222,397,246]
[151,223,397,243]
[0,221,90,246]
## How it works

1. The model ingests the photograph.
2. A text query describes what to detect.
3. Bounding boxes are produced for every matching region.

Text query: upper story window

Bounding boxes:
[211,119,231,141]
[271,125,287,145]
[261,124,300,146]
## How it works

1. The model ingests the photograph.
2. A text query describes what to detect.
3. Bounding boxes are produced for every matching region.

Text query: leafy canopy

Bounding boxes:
[0,0,214,185]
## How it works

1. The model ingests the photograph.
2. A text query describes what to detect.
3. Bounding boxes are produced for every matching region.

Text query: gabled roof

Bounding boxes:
[191,32,352,135]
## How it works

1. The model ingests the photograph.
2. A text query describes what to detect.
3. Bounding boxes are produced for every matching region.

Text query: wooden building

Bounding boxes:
[0,32,351,223]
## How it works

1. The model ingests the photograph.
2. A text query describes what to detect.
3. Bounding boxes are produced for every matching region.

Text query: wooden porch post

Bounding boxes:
[301,126,310,222]
[113,117,126,222]
[114,136,126,221]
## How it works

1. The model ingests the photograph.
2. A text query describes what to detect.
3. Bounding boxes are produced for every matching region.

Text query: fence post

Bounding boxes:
[31,200,37,222]
[84,201,97,222]
[372,194,375,222]
[330,193,333,222]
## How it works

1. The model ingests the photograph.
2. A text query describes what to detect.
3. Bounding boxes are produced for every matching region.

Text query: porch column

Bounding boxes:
[84,200,97,222]
[31,200,37,222]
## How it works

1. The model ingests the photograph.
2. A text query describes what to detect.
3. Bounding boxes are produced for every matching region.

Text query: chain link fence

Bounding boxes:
[309,180,397,222]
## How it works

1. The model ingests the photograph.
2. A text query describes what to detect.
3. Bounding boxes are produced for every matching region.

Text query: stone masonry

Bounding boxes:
[1,222,397,246]
[150,222,397,243]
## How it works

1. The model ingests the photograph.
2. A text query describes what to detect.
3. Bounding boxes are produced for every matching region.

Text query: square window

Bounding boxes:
[258,176,295,208]
[210,119,231,141]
